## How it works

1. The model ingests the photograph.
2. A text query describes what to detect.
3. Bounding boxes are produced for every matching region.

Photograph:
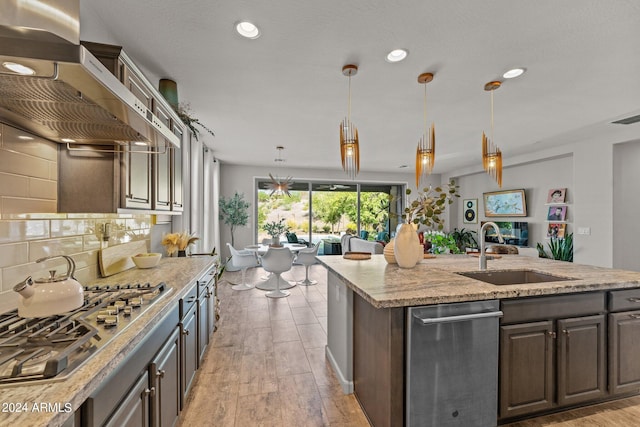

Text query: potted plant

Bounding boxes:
[450,227,478,253]
[219,192,250,247]
[262,218,290,246]
[161,231,199,256]
[537,233,573,262]
[424,231,462,254]
[393,179,460,268]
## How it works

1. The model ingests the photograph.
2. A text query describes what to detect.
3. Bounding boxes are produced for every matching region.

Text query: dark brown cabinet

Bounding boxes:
[608,289,640,395]
[499,320,555,418]
[499,293,607,421]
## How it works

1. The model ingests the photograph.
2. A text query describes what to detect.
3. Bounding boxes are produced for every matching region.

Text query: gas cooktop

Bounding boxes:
[0,282,172,387]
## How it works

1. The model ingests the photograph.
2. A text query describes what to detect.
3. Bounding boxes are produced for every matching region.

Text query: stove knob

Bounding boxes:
[124,306,133,316]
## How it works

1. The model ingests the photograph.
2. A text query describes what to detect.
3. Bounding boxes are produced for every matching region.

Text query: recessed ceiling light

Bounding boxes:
[235,21,260,39]
[2,61,35,75]
[61,138,76,143]
[386,49,408,63]
[503,68,525,79]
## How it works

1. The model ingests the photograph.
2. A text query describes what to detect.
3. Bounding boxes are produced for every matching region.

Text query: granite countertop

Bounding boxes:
[318,254,640,308]
[0,257,216,427]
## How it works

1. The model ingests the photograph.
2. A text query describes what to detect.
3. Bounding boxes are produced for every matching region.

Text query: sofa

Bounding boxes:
[486,244,538,257]
[340,234,384,255]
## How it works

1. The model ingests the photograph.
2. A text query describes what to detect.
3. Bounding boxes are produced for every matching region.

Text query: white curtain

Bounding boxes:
[203,149,220,254]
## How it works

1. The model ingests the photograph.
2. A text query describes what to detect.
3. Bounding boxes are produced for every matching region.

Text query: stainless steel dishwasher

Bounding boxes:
[406,300,502,427]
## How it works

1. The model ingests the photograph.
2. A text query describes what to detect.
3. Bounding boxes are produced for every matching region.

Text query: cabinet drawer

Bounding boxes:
[180,284,198,318]
[501,292,605,324]
[608,288,640,312]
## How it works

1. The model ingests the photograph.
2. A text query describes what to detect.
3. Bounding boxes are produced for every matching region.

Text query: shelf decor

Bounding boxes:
[546,188,567,204]
[483,189,527,217]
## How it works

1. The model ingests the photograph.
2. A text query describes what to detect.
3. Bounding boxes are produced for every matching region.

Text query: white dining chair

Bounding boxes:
[226,243,258,291]
[294,242,320,286]
[260,247,295,298]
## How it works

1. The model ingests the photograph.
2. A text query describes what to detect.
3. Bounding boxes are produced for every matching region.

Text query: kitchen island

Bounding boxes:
[0,256,216,427]
[318,254,640,426]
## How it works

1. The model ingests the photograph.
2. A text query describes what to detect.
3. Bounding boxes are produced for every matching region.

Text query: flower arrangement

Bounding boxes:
[262,219,290,244]
[161,231,199,256]
[404,179,460,230]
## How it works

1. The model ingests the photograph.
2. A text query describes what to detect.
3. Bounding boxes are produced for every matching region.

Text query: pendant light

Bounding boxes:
[266,146,293,197]
[482,81,503,187]
[416,73,435,188]
[339,64,360,179]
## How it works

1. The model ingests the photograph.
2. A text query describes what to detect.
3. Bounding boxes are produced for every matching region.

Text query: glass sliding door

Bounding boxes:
[256,181,310,245]
[256,178,404,254]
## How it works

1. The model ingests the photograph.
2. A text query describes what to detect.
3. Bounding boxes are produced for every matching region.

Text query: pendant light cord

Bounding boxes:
[490,89,495,143]
[424,82,427,136]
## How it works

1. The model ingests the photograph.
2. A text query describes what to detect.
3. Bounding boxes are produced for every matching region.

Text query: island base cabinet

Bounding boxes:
[499,321,555,419]
[556,315,607,407]
[609,310,640,395]
[499,293,607,422]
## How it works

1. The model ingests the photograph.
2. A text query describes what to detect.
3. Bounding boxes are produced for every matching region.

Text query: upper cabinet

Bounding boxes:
[57,42,187,214]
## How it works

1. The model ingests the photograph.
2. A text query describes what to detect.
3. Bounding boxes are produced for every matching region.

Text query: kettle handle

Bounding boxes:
[36,255,77,280]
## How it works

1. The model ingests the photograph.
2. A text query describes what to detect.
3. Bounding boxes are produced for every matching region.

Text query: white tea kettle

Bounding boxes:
[13,255,84,318]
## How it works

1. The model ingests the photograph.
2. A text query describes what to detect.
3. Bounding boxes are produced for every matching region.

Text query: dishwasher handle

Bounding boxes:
[414,310,503,325]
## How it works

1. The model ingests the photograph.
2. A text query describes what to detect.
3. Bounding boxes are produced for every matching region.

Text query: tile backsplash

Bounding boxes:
[0,213,152,313]
[0,123,154,312]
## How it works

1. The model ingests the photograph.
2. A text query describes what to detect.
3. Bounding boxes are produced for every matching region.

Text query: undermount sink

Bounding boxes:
[456,269,575,285]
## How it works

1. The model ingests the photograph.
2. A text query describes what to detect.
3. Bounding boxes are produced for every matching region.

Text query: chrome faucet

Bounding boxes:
[479,222,504,270]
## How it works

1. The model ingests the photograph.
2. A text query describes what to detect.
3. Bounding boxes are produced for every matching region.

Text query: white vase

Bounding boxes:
[383,238,397,264]
[394,223,420,268]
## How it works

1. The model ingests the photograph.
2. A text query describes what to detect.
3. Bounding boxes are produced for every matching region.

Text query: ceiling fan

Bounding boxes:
[316,184,352,191]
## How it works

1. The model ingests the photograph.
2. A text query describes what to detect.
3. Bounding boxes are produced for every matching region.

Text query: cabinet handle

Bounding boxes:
[548,331,556,339]
[143,387,156,397]
[183,329,190,336]
[187,296,196,303]
[156,369,165,378]
[562,329,569,335]
[628,297,640,303]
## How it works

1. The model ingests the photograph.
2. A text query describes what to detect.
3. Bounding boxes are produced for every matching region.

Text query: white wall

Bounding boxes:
[613,139,640,271]
[450,155,573,253]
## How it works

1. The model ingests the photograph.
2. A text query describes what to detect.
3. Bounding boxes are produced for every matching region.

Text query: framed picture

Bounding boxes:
[463,199,478,224]
[547,205,567,221]
[546,223,566,239]
[483,189,527,217]
[547,188,566,204]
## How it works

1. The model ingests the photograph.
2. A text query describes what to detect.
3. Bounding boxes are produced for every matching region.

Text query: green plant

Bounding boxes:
[219,192,250,247]
[262,218,290,242]
[537,233,573,262]
[401,179,460,230]
[176,103,215,141]
[450,227,478,252]
[424,231,462,254]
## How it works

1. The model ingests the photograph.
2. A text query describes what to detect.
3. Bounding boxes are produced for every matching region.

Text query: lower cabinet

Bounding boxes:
[84,268,218,427]
[181,302,198,401]
[150,328,181,427]
[104,372,151,427]
[499,293,607,420]
[608,288,640,395]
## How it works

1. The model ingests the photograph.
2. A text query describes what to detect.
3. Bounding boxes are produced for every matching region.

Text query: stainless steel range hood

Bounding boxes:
[0,0,179,148]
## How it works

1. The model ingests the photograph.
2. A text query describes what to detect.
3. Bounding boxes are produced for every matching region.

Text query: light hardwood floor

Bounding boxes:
[178,263,640,427]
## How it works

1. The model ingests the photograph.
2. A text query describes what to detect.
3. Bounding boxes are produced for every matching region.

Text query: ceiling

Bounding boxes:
[80,0,640,175]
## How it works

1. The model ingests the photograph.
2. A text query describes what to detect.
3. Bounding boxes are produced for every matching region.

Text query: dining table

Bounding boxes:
[244,243,308,290]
